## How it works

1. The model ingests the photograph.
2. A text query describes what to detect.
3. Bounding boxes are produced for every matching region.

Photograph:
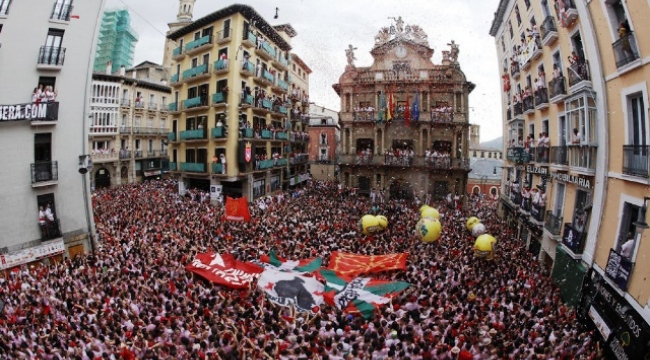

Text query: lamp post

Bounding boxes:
[631,197,650,254]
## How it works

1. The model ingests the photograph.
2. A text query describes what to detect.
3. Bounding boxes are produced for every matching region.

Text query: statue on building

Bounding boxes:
[448,40,459,63]
[374,19,429,48]
[346,44,357,66]
[375,27,391,44]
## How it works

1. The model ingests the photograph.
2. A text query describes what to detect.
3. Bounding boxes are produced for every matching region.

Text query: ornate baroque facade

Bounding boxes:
[334,17,473,200]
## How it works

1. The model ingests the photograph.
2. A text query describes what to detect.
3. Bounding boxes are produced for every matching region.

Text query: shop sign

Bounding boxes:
[0,239,65,270]
[551,172,592,189]
[0,102,58,122]
[517,165,548,176]
[144,170,161,177]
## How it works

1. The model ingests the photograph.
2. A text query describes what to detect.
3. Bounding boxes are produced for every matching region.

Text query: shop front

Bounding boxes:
[579,269,650,360]
[0,239,66,272]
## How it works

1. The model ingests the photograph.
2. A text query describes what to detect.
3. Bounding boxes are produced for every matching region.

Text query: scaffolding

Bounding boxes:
[93,9,139,73]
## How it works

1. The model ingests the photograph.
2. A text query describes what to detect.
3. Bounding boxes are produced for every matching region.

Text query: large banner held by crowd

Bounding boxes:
[260,249,322,273]
[257,268,324,313]
[224,196,251,222]
[327,252,408,276]
[318,269,410,319]
[185,252,263,289]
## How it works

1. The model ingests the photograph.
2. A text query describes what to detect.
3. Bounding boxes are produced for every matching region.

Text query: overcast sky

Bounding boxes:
[106,0,503,141]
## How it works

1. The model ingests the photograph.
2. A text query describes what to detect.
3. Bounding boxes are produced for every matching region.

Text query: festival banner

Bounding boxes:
[387,92,394,121]
[185,252,263,289]
[259,250,322,273]
[257,268,324,313]
[224,196,251,221]
[318,269,410,318]
[327,252,408,277]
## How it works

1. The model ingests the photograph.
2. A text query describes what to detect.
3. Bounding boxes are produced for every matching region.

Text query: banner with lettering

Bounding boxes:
[224,196,251,222]
[185,252,263,289]
[327,252,408,277]
[317,269,409,318]
[0,102,59,122]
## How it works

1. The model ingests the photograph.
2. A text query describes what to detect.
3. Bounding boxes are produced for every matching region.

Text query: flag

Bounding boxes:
[257,268,324,313]
[404,94,411,126]
[378,91,386,122]
[70,15,80,19]
[327,252,408,277]
[387,92,394,121]
[224,196,251,221]
[260,249,322,273]
[185,252,263,289]
[413,93,420,122]
[318,269,410,318]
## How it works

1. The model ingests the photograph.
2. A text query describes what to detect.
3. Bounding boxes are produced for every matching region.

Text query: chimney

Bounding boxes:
[106,61,112,75]
[119,65,126,76]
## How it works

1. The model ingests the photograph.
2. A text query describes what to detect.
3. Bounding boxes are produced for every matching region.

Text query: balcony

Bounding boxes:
[510,62,520,80]
[215,28,232,44]
[568,145,597,174]
[212,163,224,174]
[211,92,226,107]
[261,129,272,139]
[420,157,470,170]
[179,128,207,141]
[134,101,145,112]
[535,147,549,164]
[513,102,523,117]
[562,223,586,257]
[544,211,563,237]
[240,94,254,108]
[612,32,640,69]
[241,61,255,77]
[605,249,633,291]
[89,126,118,136]
[276,158,288,167]
[40,219,62,241]
[549,146,568,167]
[276,79,289,92]
[119,126,131,134]
[273,56,289,71]
[509,190,522,207]
[147,102,158,111]
[120,99,131,108]
[184,35,213,56]
[167,132,177,142]
[431,110,454,123]
[563,0,579,26]
[242,31,257,48]
[290,154,309,165]
[180,162,206,173]
[28,102,59,125]
[522,95,534,115]
[622,145,649,178]
[168,102,179,113]
[160,103,169,113]
[540,16,558,46]
[254,70,275,87]
[213,59,229,75]
[119,150,131,159]
[534,88,549,110]
[212,127,227,138]
[518,38,543,71]
[31,161,58,186]
[50,3,72,21]
[354,111,375,122]
[241,128,254,138]
[134,150,144,159]
[182,96,209,111]
[567,61,591,92]
[168,162,177,171]
[255,42,276,61]
[172,46,184,60]
[548,76,567,103]
[37,46,66,70]
[258,159,275,170]
[182,63,210,83]
[506,147,531,163]
[275,131,288,140]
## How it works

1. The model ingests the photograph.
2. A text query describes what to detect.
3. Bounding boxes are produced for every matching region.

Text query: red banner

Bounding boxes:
[224,196,251,222]
[185,252,263,289]
[327,252,408,277]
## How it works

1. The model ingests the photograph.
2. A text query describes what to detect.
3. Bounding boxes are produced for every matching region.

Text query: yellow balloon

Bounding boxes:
[419,205,431,216]
[421,207,440,220]
[376,215,388,230]
[417,218,442,243]
[474,234,497,259]
[466,217,480,231]
[360,215,381,235]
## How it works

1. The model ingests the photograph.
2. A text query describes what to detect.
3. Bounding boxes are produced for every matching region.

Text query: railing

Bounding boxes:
[215,28,232,42]
[212,163,224,174]
[275,131,288,140]
[567,60,590,88]
[260,42,277,58]
[612,32,640,68]
[568,145,597,170]
[278,106,288,115]
[549,146,568,166]
[147,102,158,111]
[170,73,180,84]
[168,102,178,112]
[183,96,207,109]
[354,111,375,121]
[522,96,534,113]
[212,127,226,138]
[506,147,531,162]
[119,126,130,134]
[31,161,58,184]
[535,147,549,164]
[121,99,131,107]
[544,211,563,236]
[510,62,520,78]
[50,3,72,21]
[167,132,177,141]
[168,162,177,171]
[276,158,288,166]
[241,61,255,74]
[261,129,272,139]
[38,46,66,66]
[279,56,289,68]
[290,154,310,165]
[211,92,225,105]
[241,94,254,107]
[539,16,557,43]
[182,63,210,80]
[180,162,206,173]
[119,150,131,159]
[430,110,453,122]
[534,88,548,107]
[244,30,257,44]
[185,35,212,52]
[134,150,144,158]
[258,159,275,170]
[509,189,522,206]
[530,204,545,223]
[277,79,289,91]
[241,128,254,138]
[214,59,229,71]
[518,37,542,69]
[548,76,566,100]
[263,70,275,84]
[180,128,206,140]
[513,102,523,116]
[0,0,11,16]
[41,218,62,241]
[622,145,649,178]
[262,99,272,109]
[89,127,118,135]
[172,46,182,57]
[134,101,145,110]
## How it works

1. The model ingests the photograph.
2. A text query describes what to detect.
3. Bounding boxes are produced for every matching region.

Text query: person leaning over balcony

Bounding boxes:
[618,21,633,61]
[220,154,226,174]
[621,233,635,259]
[38,206,47,238]
[220,52,228,69]
[45,86,57,103]
[571,128,581,145]
[212,155,218,164]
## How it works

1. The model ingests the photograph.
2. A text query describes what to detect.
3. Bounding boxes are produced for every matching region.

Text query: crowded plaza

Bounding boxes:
[0,180,604,359]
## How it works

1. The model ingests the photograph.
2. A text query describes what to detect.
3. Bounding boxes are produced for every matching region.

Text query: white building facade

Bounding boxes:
[0,0,105,266]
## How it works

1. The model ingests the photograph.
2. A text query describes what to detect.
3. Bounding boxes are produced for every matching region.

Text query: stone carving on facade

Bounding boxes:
[375,17,429,48]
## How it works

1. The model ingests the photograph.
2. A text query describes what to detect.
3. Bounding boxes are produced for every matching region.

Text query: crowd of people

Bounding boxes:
[0,180,604,359]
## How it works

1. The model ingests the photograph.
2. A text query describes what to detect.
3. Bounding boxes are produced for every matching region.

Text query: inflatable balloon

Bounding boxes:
[417,217,442,243]
[466,217,480,231]
[421,207,440,220]
[471,223,486,237]
[419,205,431,216]
[359,214,381,235]
[376,215,388,230]
[474,234,497,259]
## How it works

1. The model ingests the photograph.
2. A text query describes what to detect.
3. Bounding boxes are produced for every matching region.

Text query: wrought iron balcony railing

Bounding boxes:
[612,32,640,68]
[622,145,649,178]
[31,161,58,184]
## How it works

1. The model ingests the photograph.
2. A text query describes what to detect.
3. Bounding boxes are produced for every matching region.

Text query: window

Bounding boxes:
[148,139,153,151]
[542,119,549,135]
[627,93,647,147]
[0,0,12,16]
[558,115,567,145]
[604,0,630,39]
[35,133,52,162]
[552,182,565,217]
[253,179,266,199]
[565,94,597,144]
[162,96,167,106]
[320,133,327,145]
[51,0,73,21]
[529,123,535,139]
[193,31,201,41]
[524,0,531,10]
[541,0,551,17]
[508,21,514,38]
[149,94,155,105]
[202,53,209,65]
[38,76,56,89]
[40,29,65,65]
[615,202,641,260]
[570,31,586,63]
[37,193,59,239]
[515,6,522,26]
[572,189,591,233]
[135,139,141,151]
[202,26,213,38]
[223,19,231,38]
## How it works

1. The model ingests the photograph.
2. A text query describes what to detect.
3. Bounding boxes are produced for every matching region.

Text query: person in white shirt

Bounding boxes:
[621,234,635,259]
[220,154,226,174]
[571,128,582,144]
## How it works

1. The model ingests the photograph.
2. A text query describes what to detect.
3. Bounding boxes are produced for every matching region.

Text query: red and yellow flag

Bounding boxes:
[327,252,408,277]
[224,196,251,222]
